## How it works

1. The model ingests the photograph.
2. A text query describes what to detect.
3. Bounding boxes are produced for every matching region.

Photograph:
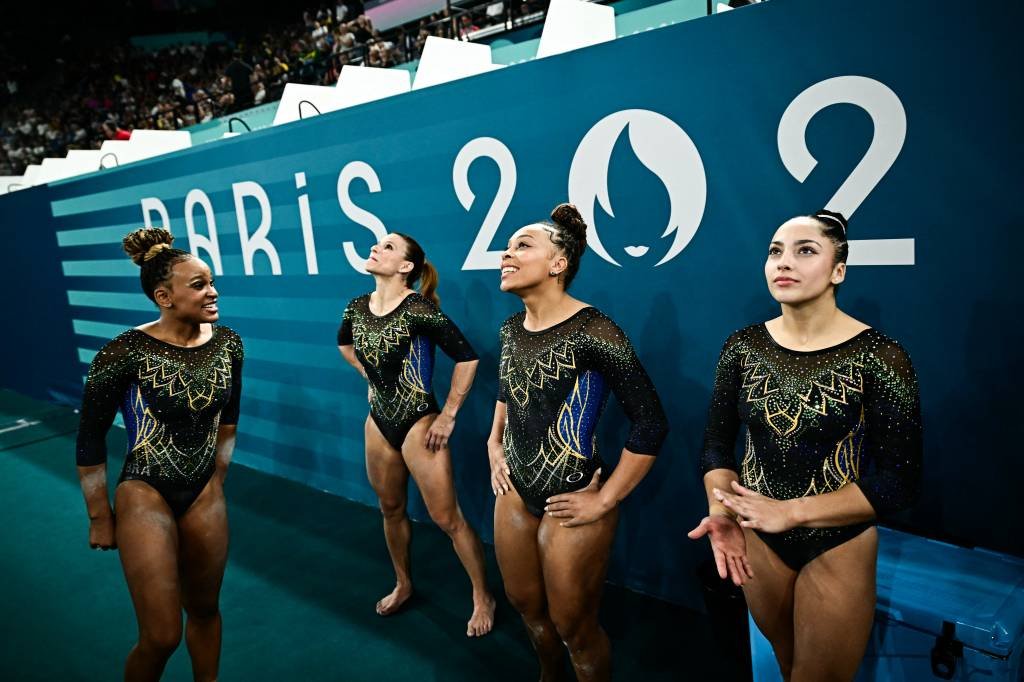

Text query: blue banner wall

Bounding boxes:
[4,0,1022,608]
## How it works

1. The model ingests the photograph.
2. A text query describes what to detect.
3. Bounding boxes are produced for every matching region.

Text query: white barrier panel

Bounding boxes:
[22,164,42,186]
[716,3,734,12]
[0,176,23,194]
[99,131,192,168]
[38,158,77,184]
[536,0,616,59]
[412,37,503,90]
[127,130,192,159]
[64,150,105,176]
[335,65,411,109]
[99,140,134,169]
[272,83,347,126]
[38,148,109,182]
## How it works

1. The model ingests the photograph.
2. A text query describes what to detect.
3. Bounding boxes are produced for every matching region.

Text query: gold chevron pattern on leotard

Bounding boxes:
[372,336,430,421]
[351,311,412,367]
[738,351,865,438]
[501,340,576,409]
[804,406,865,496]
[137,348,232,412]
[125,384,219,479]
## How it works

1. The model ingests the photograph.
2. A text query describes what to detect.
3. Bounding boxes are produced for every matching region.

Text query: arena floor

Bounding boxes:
[0,389,739,681]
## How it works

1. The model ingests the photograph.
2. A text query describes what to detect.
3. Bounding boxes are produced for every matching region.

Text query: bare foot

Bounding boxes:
[376,584,413,616]
[466,593,496,637]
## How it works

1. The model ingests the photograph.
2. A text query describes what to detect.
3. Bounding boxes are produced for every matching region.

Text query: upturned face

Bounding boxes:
[499,224,566,295]
[764,217,845,305]
[365,233,413,278]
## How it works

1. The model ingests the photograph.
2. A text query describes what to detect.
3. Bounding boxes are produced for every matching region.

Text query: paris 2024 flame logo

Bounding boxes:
[568,109,707,267]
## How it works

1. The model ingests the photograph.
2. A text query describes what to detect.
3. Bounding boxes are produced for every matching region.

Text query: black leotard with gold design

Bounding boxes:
[701,324,922,569]
[337,292,477,450]
[76,326,243,516]
[497,307,669,516]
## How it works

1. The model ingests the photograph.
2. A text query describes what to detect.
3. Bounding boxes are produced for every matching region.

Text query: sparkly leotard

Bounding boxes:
[701,324,922,570]
[337,292,478,450]
[497,307,669,516]
[76,326,244,517]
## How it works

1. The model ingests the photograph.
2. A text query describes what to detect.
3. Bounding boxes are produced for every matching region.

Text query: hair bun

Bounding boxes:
[813,210,848,235]
[550,203,588,246]
[122,227,175,266]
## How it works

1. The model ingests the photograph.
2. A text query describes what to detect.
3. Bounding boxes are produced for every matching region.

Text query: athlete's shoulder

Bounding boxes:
[860,328,916,375]
[214,325,243,349]
[499,310,525,334]
[95,328,140,357]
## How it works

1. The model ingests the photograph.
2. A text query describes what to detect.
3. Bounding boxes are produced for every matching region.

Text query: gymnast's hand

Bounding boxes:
[488,441,512,496]
[687,513,753,586]
[714,481,797,534]
[89,513,117,551]
[425,413,455,452]
[544,469,612,527]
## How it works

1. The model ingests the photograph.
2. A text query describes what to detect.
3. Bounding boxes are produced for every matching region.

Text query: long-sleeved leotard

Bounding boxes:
[497,307,669,516]
[337,292,478,450]
[76,326,244,517]
[701,324,922,569]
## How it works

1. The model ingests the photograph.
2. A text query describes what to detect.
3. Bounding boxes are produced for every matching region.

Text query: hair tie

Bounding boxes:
[143,243,172,261]
[814,213,847,233]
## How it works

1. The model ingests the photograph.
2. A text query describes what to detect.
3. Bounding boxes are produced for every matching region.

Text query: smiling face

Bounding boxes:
[365,233,413,279]
[153,256,219,323]
[764,217,846,305]
[500,224,567,295]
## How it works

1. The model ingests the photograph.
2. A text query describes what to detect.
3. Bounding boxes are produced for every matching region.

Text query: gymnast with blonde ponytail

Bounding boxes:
[336,232,496,636]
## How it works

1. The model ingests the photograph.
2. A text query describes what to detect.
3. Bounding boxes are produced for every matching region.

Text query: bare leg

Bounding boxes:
[402,415,495,636]
[791,527,877,682]
[178,477,229,682]
[365,416,413,615]
[539,506,619,682]
[741,529,799,680]
[115,481,183,682]
[495,487,568,682]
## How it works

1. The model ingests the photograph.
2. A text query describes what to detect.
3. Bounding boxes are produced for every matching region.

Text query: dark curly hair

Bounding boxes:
[121,228,192,302]
[539,203,588,289]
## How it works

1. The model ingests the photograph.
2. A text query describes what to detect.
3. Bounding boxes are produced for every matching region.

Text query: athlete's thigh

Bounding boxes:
[742,529,799,669]
[401,415,459,517]
[494,487,545,610]
[537,507,618,626]
[365,416,409,504]
[115,481,182,629]
[791,527,878,682]
[177,477,229,614]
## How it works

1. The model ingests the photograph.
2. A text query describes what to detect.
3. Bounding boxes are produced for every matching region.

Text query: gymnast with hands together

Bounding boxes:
[688,211,922,681]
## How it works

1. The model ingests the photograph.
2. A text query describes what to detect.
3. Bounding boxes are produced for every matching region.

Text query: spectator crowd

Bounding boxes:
[0,0,553,177]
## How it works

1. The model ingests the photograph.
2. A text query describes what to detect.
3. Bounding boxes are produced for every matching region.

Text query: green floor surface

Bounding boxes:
[1,402,732,681]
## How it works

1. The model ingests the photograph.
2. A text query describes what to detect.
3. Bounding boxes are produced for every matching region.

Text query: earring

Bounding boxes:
[549,271,559,277]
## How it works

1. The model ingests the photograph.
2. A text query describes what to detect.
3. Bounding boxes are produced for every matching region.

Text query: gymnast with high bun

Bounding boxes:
[487,203,669,681]
[76,228,243,682]
[689,211,923,681]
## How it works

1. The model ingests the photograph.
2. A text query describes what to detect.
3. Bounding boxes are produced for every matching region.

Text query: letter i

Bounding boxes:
[296,172,319,275]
